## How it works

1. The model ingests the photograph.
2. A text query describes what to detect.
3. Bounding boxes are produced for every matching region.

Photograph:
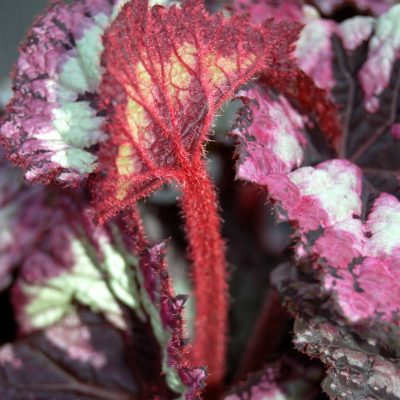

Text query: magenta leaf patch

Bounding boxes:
[294,5,400,181]
[264,160,400,324]
[232,84,307,184]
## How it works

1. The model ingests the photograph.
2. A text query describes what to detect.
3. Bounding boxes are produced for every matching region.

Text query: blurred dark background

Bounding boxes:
[0,1,49,78]
[0,0,375,79]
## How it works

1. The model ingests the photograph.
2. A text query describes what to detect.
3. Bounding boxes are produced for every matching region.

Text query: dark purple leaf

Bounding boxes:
[311,0,398,16]
[0,310,138,400]
[273,263,400,400]
[224,355,323,400]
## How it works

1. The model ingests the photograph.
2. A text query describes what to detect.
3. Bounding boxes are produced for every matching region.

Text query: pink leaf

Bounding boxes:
[265,160,400,324]
[232,84,307,183]
[232,4,400,397]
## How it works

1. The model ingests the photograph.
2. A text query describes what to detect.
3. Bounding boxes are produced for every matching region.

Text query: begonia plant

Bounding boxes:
[0,0,399,399]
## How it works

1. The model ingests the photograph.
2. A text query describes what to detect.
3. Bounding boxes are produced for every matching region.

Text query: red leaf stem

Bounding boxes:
[179,156,228,393]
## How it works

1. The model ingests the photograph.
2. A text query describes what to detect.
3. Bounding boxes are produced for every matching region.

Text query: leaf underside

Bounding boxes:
[94,0,301,222]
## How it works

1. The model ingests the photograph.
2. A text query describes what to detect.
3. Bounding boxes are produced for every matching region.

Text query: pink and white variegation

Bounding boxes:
[263,160,400,324]
[232,84,307,184]
[232,4,400,398]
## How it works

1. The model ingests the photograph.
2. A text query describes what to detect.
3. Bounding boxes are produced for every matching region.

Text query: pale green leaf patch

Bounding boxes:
[22,231,143,331]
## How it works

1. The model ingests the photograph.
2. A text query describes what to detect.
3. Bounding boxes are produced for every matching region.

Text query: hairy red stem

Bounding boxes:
[179,157,228,390]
